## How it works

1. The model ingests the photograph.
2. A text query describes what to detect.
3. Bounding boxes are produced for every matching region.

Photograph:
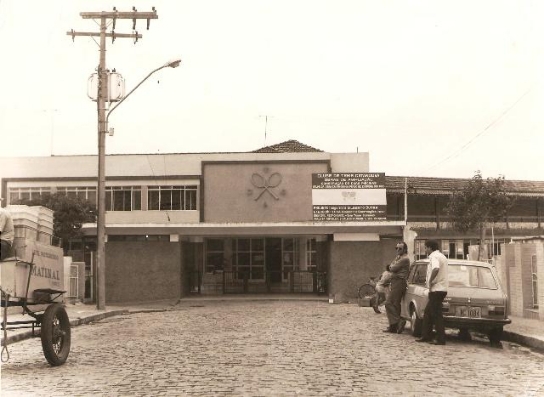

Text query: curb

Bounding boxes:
[3,306,543,354]
[177,297,330,303]
[127,308,171,314]
[69,309,129,327]
[2,329,36,345]
[2,309,130,345]
[503,331,544,353]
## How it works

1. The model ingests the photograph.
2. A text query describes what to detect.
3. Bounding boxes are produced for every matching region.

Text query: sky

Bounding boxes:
[1,0,543,181]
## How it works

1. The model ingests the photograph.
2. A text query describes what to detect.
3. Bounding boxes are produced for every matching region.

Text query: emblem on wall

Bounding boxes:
[247,167,286,207]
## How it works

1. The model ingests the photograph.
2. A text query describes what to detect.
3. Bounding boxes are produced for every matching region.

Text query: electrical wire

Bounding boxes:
[422,86,534,175]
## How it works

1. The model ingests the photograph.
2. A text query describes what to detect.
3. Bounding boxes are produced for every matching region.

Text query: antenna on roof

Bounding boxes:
[259,115,272,146]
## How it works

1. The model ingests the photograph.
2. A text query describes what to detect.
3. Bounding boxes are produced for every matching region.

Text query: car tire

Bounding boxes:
[458,328,472,341]
[410,308,422,337]
[488,327,503,348]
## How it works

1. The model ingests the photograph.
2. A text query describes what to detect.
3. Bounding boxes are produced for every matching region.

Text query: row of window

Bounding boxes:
[414,238,509,261]
[9,187,544,219]
[205,238,318,280]
[8,186,198,211]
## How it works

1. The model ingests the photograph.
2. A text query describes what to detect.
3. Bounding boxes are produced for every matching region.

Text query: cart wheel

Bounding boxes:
[41,303,71,366]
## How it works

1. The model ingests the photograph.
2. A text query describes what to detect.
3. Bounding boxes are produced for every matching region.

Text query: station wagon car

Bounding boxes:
[400,259,511,346]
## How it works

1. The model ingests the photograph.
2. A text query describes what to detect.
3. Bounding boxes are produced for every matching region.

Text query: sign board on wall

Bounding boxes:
[1,239,64,299]
[312,173,387,221]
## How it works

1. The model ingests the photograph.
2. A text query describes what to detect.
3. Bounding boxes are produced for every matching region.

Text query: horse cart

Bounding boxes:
[1,240,71,366]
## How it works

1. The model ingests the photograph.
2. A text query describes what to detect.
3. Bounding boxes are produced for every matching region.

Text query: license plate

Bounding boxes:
[455,306,481,318]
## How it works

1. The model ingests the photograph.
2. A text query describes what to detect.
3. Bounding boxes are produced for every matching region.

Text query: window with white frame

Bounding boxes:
[106,186,141,211]
[108,235,169,242]
[8,187,52,204]
[232,238,264,280]
[531,255,539,309]
[414,240,427,260]
[306,238,317,272]
[282,238,299,279]
[205,239,225,273]
[57,186,97,205]
[148,185,197,211]
[487,239,507,257]
[442,240,451,258]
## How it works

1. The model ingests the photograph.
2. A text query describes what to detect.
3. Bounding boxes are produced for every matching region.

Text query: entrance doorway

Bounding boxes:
[266,238,282,283]
[202,236,326,294]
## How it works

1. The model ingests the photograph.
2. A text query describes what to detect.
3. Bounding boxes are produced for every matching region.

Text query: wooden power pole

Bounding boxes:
[67,8,158,310]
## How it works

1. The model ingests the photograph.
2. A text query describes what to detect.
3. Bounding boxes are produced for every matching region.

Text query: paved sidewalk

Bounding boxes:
[503,313,544,352]
[2,295,543,353]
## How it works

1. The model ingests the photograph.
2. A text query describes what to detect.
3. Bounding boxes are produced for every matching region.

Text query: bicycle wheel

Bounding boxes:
[358,283,376,299]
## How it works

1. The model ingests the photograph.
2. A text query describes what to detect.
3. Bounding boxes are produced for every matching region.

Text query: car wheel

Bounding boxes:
[458,328,472,341]
[488,327,503,348]
[410,308,422,337]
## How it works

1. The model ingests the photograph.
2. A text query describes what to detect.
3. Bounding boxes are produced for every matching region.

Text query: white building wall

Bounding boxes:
[330,153,369,172]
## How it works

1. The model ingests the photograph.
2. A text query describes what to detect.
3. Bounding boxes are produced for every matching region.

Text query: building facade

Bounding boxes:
[1,141,405,303]
[2,140,543,314]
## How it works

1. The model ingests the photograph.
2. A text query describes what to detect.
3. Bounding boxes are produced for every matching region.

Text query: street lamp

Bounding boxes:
[106,59,181,124]
[95,58,181,310]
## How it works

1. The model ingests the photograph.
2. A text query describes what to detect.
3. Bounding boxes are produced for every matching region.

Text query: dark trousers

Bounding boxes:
[421,291,447,342]
[0,240,13,261]
[385,278,407,326]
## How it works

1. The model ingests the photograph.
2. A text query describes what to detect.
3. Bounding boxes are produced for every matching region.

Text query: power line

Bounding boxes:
[423,86,534,174]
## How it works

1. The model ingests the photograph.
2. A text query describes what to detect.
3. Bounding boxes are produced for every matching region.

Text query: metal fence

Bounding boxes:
[68,263,78,298]
[189,270,327,295]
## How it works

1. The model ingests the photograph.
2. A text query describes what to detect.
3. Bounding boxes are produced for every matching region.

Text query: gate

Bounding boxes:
[69,263,78,298]
[190,270,327,295]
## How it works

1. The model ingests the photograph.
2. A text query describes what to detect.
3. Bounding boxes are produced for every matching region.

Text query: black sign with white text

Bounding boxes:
[312,173,386,221]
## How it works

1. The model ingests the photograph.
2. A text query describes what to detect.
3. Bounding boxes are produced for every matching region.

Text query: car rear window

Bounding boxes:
[448,265,497,289]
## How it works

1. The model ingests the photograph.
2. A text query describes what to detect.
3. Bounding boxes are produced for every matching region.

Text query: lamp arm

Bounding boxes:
[106,64,166,123]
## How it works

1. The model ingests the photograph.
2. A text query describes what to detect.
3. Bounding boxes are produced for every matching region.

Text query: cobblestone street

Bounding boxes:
[2,300,543,396]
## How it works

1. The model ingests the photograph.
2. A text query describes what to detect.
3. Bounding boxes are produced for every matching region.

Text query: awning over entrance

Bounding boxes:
[82,221,405,238]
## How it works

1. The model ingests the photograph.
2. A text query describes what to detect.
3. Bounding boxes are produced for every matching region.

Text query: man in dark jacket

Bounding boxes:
[383,242,410,333]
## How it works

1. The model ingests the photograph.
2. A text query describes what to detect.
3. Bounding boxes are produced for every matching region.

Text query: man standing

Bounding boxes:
[383,242,410,333]
[0,206,14,261]
[416,239,449,345]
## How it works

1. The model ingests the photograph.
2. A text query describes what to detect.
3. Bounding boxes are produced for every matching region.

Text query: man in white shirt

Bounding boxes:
[415,239,449,345]
[0,206,15,261]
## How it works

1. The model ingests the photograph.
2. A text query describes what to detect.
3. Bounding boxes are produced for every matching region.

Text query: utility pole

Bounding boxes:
[67,7,158,310]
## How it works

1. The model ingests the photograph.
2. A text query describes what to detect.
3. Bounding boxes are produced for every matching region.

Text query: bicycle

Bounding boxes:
[357,276,386,314]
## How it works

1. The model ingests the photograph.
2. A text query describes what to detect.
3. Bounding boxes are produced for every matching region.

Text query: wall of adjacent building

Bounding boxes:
[106,241,182,303]
[499,241,543,321]
[328,239,398,303]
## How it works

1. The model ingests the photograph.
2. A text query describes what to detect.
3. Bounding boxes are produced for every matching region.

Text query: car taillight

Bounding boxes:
[487,305,505,316]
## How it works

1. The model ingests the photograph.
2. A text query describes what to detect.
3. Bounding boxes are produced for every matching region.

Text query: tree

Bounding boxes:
[446,171,514,261]
[15,193,96,254]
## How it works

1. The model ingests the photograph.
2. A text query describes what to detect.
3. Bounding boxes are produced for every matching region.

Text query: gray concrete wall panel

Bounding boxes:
[106,241,181,303]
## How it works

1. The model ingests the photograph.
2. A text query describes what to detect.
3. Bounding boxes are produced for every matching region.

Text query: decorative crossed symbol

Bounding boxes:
[251,172,282,201]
